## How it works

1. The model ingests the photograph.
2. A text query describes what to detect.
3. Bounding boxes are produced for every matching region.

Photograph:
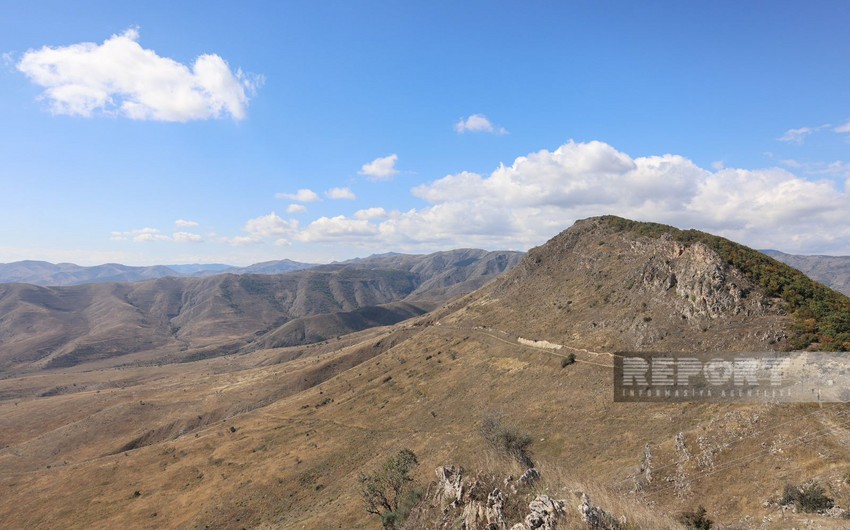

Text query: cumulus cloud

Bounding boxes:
[359,154,399,181]
[275,188,320,202]
[111,227,202,243]
[326,187,356,200]
[111,227,170,242]
[298,216,379,243]
[245,140,850,254]
[221,140,850,255]
[175,219,199,228]
[454,114,508,135]
[354,207,388,220]
[16,29,260,121]
[229,212,299,245]
[172,231,203,243]
[287,204,307,214]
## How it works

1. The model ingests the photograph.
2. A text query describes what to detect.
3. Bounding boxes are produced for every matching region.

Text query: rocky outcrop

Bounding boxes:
[436,465,465,508]
[428,466,565,530]
[524,495,565,529]
[519,467,541,486]
[579,493,622,530]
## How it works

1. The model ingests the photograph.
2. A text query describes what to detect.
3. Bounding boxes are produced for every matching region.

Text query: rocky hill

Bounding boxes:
[441,216,850,353]
[1,218,849,529]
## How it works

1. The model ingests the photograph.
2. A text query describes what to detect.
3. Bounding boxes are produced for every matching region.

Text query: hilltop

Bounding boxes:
[0,217,849,529]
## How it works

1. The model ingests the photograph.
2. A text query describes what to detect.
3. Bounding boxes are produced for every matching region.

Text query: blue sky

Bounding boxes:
[1,1,849,265]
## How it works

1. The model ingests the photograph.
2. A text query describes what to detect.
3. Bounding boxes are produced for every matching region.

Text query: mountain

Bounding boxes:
[0,259,320,286]
[164,263,233,275]
[222,258,317,275]
[762,249,850,297]
[1,218,849,529]
[0,249,523,373]
[0,260,185,286]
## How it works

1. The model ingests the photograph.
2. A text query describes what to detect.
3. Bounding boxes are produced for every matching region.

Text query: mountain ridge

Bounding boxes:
[0,249,523,373]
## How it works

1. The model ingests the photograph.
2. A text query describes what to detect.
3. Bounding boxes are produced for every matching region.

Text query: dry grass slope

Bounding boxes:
[1,218,848,529]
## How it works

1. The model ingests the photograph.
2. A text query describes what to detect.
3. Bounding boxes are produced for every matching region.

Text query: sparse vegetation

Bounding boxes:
[359,448,421,530]
[781,481,834,513]
[561,353,576,367]
[479,416,534,467]
[678,506,713,529]
[603,215,850,351]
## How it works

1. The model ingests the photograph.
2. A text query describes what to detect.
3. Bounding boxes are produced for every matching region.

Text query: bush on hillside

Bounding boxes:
[359,448,421,529]
[480,416,534,467]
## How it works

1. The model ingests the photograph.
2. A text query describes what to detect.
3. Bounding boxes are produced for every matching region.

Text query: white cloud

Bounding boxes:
[778,124,830,144]
[454,114,508,135]
[175,219,199,228]
[16,29,260,122]
[228,212,299,245]
[243,212,299,237]
[836,121,850,133]
[275,188,320,202]
[354,207,388,220]
[326,187,356,200]
[219,141,850,255]
[172,231,203,243]
[298,216,379,243]
[266,140,850,254]
[359,154,399,181]
[111,227,204,243]
[287,203,307,214]
[779,127,815,144]
[111,227,170,243]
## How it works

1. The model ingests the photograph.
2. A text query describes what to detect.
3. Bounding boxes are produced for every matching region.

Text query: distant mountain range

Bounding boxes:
[0,249,523,372]
[761,249,850,296]
[0,259,317,286]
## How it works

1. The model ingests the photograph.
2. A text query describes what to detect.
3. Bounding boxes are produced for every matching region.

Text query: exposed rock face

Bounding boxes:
[674,431,692,498]
[524,495,565,529]
[436,465,465,508]
[453,216,791,353]
[485,489,508,530]
[427,466,565,530]
[579,493,622,530]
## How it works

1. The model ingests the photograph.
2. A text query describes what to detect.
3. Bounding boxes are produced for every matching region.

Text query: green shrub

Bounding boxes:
[359,449,420,529]
[781,481,834,513]
[561,353,576,367]
[480,416,534,467]
[678,506,713,529]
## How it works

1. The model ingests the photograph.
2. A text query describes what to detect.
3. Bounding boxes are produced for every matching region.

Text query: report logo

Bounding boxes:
[613,351,850,403]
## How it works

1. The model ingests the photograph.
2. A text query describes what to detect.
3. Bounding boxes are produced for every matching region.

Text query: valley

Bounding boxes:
[1,217,850,529]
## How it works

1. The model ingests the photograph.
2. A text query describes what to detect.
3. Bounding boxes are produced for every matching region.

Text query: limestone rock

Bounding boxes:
[579,493,622,530]
[436,465,464,508]
[524,495,565,530]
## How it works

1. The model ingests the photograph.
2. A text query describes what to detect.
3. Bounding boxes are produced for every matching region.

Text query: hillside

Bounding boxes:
[1,217,849,529]
[0,249,522,373]
[763,249,850,297]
